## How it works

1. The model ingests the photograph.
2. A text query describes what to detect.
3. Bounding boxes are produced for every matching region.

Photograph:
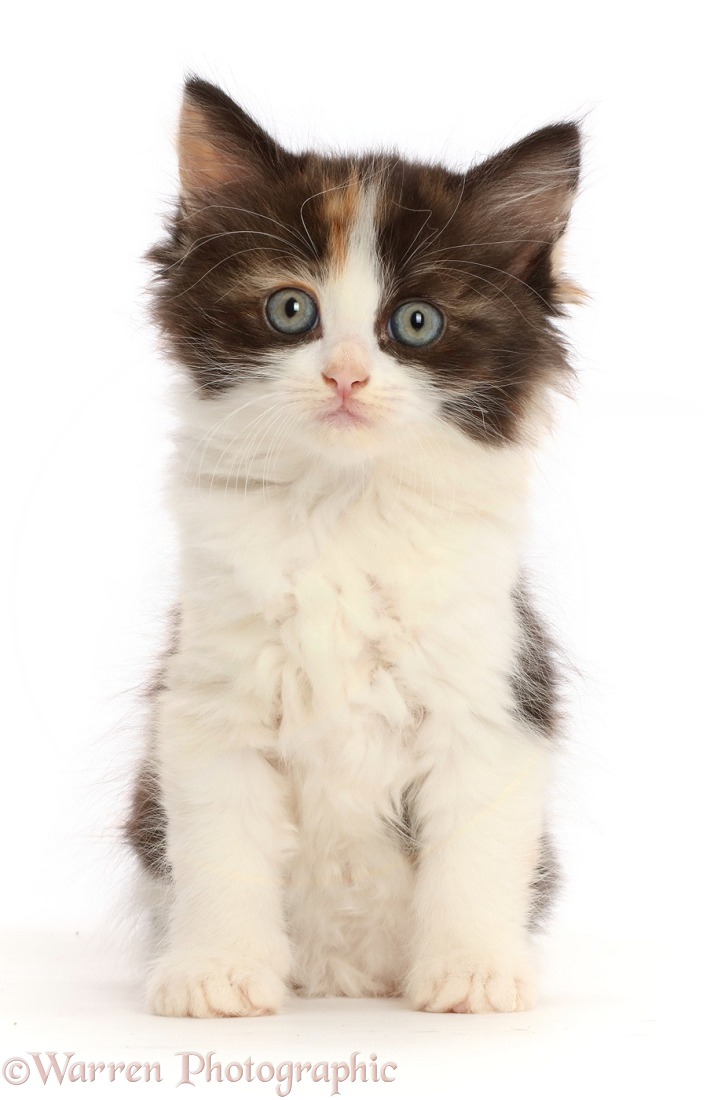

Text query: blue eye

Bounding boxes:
[265,288,319,335]
[388,301,444,347]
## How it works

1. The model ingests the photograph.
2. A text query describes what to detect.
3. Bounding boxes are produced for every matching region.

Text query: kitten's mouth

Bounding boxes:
[319,401,370,427]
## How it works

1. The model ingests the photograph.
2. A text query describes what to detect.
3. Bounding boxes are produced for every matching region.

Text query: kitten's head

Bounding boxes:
[150,78,581,471]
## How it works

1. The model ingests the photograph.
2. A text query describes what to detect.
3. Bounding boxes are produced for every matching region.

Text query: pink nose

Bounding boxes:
[322,360,370,400]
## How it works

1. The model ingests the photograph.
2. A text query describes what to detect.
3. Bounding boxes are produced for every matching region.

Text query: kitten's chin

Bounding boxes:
[306,410,388,468]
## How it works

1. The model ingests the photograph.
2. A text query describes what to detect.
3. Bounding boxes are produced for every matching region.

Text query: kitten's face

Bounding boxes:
[150,80,580,470]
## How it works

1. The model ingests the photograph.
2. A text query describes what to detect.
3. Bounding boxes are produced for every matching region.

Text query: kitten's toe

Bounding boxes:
[482,970,533,1013]
[407,951,535,1014]
[148,954,286,1018]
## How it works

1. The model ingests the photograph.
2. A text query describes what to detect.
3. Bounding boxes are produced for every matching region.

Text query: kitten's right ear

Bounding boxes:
[178,77,285,198]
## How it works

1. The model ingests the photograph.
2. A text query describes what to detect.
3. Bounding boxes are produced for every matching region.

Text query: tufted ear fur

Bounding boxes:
[177,77,288,198]
[464,123,581,303]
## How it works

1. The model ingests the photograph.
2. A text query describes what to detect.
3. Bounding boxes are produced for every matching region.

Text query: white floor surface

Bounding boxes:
[0,926,699,1097]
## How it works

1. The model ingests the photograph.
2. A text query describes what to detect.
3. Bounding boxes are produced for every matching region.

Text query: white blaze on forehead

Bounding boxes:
[318,184,382,349]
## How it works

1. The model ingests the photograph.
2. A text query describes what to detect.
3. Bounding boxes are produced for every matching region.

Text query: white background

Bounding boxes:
[1,1,711,1095]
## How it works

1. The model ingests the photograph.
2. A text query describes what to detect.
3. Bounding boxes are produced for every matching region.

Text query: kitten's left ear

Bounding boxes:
[178,76,287,199]
[466,122,582,302]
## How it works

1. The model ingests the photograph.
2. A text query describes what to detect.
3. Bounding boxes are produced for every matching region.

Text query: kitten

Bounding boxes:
[127,76,580,1017]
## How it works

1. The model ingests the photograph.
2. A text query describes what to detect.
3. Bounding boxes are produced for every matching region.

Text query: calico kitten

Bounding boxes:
[127,76,580,1017]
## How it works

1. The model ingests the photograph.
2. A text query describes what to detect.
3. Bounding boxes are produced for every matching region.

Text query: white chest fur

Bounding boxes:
[173,428,528,754]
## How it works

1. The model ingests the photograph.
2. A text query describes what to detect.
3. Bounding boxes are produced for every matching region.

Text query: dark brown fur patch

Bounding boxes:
[370,134,580,443]
[125,616,178,880]
[126,762,169,879]
[511,579,561,738]
[528,832,560,928]
[511,584,562,925]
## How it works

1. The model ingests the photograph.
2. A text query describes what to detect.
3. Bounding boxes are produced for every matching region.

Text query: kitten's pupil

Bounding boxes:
[411,310,424,330]
[285,298,300,318]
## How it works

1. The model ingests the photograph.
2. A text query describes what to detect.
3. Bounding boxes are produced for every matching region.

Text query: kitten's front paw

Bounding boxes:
[406,951,536,1014]
[148,954,286,1018]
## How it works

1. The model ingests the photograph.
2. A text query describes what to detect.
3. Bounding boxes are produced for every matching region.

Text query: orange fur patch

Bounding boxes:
[323,174,361,271]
